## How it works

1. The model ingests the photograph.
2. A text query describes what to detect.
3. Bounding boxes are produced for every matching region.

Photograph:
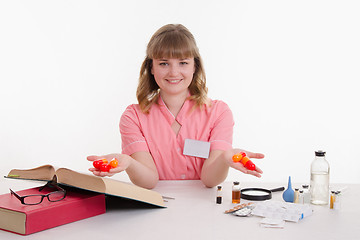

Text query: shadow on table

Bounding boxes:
[60,185,163,212]
[105,195,164,212]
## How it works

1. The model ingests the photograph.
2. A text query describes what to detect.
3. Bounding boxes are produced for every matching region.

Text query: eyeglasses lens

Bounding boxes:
[48,191,66,202]
[23,195,43,205]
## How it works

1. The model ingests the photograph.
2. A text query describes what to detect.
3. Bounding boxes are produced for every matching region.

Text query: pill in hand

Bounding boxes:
[232,152,256,170]
[93,160,104,169]
[232,152,246,162]
[109,158,119,168]
[100,163,111,172]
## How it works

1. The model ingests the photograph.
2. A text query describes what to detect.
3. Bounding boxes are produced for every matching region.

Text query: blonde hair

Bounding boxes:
[137,24,209,113]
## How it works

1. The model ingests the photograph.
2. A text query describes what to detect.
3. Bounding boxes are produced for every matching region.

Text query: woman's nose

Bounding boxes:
[169,65,180,76]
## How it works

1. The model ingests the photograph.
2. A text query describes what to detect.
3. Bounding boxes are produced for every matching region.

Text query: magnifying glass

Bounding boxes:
[241,187,285,201]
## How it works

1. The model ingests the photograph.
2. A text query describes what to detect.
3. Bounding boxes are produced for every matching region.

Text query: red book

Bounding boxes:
[0,187,106,235]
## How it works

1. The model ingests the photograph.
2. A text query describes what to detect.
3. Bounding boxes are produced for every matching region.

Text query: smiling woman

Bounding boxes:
[87,24,265,189]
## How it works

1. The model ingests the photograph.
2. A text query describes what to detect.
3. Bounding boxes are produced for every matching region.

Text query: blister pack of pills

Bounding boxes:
[233,205,254,217]
[224,202,253,214]
[251,201,313,222]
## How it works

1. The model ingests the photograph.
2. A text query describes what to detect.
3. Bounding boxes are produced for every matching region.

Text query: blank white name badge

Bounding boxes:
[183,139,210,159]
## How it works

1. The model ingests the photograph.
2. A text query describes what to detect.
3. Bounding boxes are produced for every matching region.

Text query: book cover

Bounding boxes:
[0,186,106,235]
[6,165,165,208]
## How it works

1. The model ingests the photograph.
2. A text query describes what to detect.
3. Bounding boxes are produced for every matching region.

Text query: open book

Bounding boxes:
[6,165,165,208]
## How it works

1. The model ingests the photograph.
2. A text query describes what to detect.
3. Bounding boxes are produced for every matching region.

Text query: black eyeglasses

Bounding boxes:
[10,181,66,205]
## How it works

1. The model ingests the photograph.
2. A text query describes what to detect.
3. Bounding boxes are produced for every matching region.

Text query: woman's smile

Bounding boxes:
[166,79,182,84]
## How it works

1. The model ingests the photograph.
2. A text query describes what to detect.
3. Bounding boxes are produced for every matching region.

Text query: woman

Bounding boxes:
[87,24,264,189]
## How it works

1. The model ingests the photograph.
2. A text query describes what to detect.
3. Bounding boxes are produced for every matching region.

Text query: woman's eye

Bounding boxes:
[159,62,168,66]
[180,62,188,65]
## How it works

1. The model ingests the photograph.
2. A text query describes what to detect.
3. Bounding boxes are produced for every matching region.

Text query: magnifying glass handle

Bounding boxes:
[270,187,285,192]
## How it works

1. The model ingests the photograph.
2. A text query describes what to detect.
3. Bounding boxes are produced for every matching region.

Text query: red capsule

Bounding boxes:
[100,164,111,172]
[93,160,104,169]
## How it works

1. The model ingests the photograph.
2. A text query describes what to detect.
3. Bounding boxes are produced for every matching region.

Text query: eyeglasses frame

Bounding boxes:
[10,181,67,205]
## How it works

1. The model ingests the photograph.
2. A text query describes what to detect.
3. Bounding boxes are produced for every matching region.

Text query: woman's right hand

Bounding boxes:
[87,153,132,177]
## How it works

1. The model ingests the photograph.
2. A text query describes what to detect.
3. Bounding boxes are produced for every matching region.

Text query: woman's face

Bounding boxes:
[151,58,195,97]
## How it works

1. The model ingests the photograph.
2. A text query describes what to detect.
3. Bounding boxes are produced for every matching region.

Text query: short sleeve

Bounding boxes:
[209,101,234,151]
[120,105,150,155]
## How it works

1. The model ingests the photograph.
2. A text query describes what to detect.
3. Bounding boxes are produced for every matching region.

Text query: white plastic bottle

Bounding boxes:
[310,150,330,205]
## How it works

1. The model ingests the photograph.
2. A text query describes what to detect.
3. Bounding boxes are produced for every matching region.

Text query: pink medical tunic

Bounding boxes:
[120,96,234,180]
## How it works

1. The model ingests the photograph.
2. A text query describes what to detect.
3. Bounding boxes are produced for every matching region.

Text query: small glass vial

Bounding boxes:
[333,191,341,210]
[216,186,222,204]
[310,150,330,205]
[330,191,336,209]
[232,182,241,204]
[294,188,299,203]
[299,190,304,204]
[302,184,311,204]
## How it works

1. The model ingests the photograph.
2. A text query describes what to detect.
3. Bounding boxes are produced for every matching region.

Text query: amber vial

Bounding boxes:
[330,191,336,209]
[232,181,241,204]
[216,186,222,204]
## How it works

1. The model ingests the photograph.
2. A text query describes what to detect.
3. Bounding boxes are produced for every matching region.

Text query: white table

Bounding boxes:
[1,177,359,240]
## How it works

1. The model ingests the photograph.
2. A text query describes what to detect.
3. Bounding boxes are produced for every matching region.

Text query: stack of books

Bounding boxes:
[1,165,165,235]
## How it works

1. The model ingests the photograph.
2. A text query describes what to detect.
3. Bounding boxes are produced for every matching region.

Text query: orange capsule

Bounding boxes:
[109,158,119,168]
[99,158,108,164]
[240,156,250,165]
[232,152,246,162]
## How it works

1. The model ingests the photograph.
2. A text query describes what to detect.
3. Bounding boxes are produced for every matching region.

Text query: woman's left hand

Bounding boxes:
[223,148,264,177]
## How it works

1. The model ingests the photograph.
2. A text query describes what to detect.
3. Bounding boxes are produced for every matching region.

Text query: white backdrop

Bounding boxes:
[1,0,359,186]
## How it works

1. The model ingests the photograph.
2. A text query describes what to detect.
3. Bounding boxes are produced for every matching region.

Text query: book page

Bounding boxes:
[103,178,165,207]
[0,208,26,235]
[56,168,165,207]
[6,165,56,181]
[55,168,106,193]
